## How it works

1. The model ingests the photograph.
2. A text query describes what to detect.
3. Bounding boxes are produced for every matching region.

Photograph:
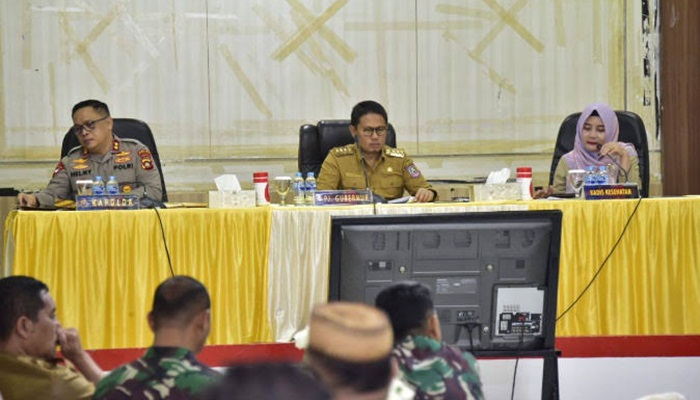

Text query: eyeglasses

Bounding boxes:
[360,126,388,137]
[72,115,109,135]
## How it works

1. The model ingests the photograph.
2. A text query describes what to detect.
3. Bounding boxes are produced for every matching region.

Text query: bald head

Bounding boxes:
[150,276,210,330]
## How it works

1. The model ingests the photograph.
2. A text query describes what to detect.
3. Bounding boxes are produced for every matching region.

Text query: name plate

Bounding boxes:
[76,195,140,210]
[313,189,373,206]
[584,183,640,200]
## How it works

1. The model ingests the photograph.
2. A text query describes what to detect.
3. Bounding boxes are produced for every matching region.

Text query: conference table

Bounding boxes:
[4,197,700,352]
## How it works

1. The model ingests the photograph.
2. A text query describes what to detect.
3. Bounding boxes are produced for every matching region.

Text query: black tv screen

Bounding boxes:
[328,210,563,352]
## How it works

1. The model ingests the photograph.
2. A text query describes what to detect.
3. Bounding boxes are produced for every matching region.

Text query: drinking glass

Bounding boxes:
[273,176,292,206]
[568,169,586,199]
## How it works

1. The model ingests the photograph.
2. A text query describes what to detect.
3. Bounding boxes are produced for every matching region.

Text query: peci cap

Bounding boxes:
[308,302,393,363]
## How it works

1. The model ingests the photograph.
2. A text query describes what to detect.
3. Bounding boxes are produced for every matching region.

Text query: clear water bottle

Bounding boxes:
[584,166,597,185]
[597,166,609,185]
[93,175,105,195]
[106,175,119,195]
[293,172,305,206]
[305,172,316,206]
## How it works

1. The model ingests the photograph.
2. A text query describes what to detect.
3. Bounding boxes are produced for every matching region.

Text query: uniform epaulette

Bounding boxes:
[332,145,356,156]
[119,138,143,145]
[384,148,406,158]
[66,146,82,155]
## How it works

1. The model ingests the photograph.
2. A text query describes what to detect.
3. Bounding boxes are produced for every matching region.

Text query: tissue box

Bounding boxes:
[208,190,256,208]
[472,183,521,202]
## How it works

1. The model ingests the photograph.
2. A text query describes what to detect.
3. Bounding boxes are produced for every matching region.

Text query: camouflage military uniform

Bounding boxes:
[33,135,163,206]
[93,347,220,400]
[316,144,434,201]
[392,335,483,400]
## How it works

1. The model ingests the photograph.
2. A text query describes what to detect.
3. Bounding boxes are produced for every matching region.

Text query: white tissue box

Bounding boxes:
[472,183,521,202]
[208,190,256,208]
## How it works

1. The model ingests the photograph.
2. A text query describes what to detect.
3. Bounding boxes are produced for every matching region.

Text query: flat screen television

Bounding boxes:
[328,210,563,352]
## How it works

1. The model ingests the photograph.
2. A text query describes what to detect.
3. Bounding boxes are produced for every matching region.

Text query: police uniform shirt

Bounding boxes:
[34,135,163,206]
[316,143,433,201]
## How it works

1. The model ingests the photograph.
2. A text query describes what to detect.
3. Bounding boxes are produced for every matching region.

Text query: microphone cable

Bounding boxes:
[555,195,643,322]
[152,207,175,277]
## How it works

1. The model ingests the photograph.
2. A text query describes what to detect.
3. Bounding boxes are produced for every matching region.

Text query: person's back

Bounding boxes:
[94,276,220,399]
[375,281,484,400]
[204,362,330,400]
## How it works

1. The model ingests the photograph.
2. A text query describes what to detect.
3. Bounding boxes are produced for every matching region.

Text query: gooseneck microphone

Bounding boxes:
[355,135,382,214]
[597,144,629,183]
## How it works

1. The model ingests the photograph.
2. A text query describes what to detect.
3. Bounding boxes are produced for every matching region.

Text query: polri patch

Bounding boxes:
[406,163,421,178]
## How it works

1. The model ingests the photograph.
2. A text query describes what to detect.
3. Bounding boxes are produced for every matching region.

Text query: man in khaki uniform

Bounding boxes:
[317,100,436,202]
[0,276,104,400]
[17,99,163,208]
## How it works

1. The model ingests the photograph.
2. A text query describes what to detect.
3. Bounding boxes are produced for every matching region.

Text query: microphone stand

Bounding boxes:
[597,144,629,183]
[356,137,377,214]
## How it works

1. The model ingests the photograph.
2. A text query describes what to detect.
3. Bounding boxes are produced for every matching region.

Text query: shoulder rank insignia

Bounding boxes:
[332,145,356,156]
[385,148,405,158]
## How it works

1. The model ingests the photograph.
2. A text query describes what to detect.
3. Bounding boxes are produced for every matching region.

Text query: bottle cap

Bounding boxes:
[253,172,268,182]
[516,167,532,177]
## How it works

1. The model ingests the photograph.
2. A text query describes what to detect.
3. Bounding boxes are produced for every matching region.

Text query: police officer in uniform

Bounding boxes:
[17,100,163,208]
[317,100,436,202]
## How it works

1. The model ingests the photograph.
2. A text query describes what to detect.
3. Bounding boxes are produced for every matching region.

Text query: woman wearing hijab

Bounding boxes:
[552,102,640,193]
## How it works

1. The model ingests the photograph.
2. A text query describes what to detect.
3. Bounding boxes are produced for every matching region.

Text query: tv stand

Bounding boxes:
[470,348,560,400]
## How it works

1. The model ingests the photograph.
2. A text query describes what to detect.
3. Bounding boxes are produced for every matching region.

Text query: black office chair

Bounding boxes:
[297,119,397,176]
[548,110,650,198]
[61,118,168,202]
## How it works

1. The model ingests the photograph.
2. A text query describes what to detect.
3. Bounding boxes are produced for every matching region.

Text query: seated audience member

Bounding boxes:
[316,100,437,202]
[304,302,397,400]
[0,276,104,400]
[17,99,163,208]
[94,276,220,399]
[551,102,640,194]
[375,282,484,400]
[204,362,330,400]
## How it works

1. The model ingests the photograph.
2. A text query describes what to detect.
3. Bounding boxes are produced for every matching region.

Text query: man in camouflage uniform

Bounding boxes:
[17,99,162,208]
[316,100,436,202]
[376,282,484,400]
[93,276,220,399]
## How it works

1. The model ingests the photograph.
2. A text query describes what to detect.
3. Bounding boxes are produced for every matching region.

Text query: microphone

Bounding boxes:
[355,136,379,205]
[596,144,629,183]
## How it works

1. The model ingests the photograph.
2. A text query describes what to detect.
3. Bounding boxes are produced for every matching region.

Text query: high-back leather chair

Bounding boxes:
[61,118,168,201]
[548,110,650,197]
[297,119,397,176]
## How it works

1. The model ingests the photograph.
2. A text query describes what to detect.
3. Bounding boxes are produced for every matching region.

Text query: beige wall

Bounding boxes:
[0,1,661,195]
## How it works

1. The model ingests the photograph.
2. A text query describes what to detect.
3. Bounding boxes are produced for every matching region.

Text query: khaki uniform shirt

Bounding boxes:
[34,135,163,206]
[0,353,94,400]
[317,144,432,201]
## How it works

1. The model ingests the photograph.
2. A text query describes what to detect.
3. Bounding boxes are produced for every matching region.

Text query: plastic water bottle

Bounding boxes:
[597,166,609,185]
[106,175,119,195]
[584,166,597,185]
[293,172,305,206]
[93,176,105,195]
[305,172,316,206]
